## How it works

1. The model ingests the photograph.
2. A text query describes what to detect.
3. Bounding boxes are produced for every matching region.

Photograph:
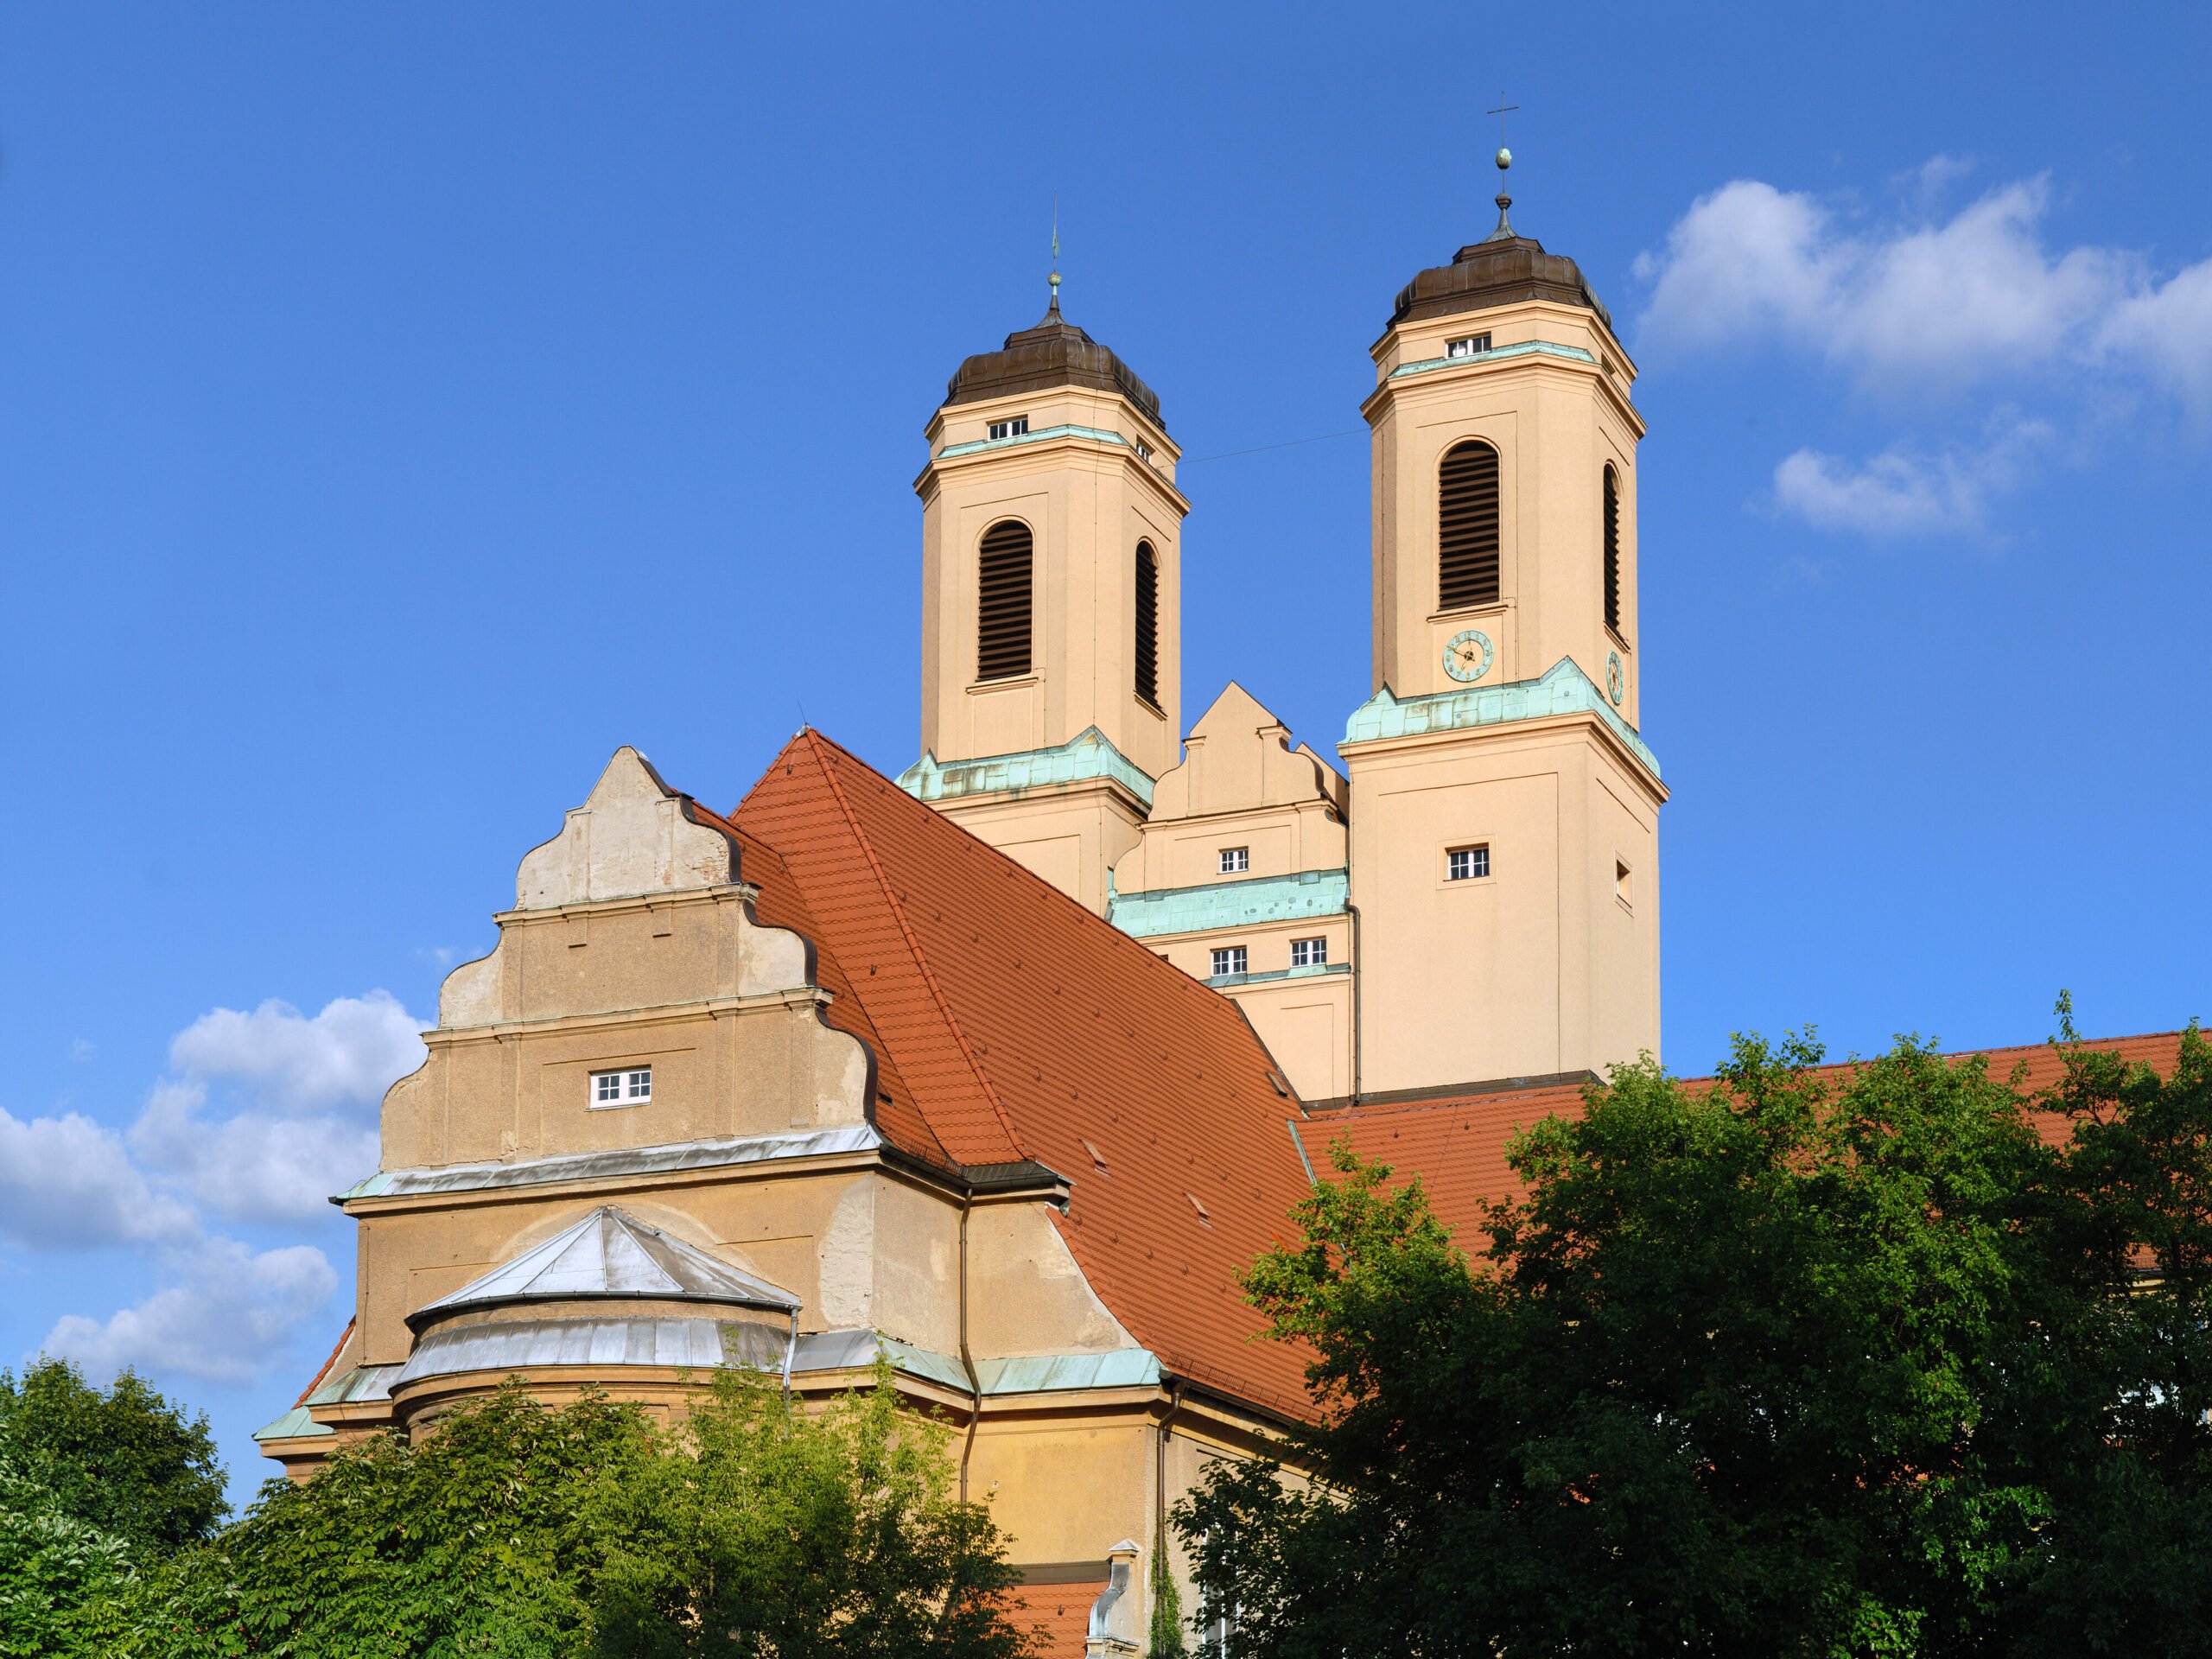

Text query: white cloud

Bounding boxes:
[0,1106,197,1251]
[40,1240,337,1385]
[168,990,425,1117]
[1770,415,2056,538]
[130,1082,378,1224]
[1635,171,2212,409]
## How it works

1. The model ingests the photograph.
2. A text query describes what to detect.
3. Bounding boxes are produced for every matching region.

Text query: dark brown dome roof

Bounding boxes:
[943,303,1165,431]
[1390,232,1612,334]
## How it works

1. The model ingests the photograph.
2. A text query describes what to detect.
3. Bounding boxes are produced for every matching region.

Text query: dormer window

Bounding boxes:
[1446,333,1492,359]
[987,415,1029,441]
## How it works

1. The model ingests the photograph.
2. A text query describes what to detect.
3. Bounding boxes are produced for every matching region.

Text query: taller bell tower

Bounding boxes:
[1343,156,1666,1092]
[900,283,1187,915]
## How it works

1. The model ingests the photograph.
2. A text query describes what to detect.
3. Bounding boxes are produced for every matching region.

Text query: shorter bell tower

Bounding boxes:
[1344,153,1665,1093]
[901,278,1188,915]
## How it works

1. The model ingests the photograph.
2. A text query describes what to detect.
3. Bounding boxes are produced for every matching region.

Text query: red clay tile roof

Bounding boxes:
[1319,1032,2193,1247]
[1015,1580,1107,1658]
[733,730,1315,1414]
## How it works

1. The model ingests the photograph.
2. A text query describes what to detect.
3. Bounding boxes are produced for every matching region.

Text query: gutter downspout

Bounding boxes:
[1345,900,1363,1105]
[957,1190,982,1503]
[1155,1378,1185,1645]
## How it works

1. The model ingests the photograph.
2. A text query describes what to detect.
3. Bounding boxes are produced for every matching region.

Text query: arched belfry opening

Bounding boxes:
[1438,439,1501,611]
[976,518,1033,683]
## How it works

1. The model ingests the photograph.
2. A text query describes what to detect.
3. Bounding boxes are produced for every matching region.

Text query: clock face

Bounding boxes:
[1606,651,1625,706]
[1443,628,1494,684]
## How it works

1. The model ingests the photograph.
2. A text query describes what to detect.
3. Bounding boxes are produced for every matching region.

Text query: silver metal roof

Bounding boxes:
[339,1123,880,1203]
[407,1206,799,1330]
[397,1315,791,1386]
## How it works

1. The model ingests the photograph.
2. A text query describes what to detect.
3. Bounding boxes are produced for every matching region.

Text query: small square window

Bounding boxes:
[1210,946,1248,978]
[1446,844,1491,882]
[987,415,1030,441]
[1135,438,1152,461]
[1616,860,1632,908]
[589,1065,652,1108]
[1291,937,1327,968]
[1446,333,1492,359]
[1219,847,1249,874]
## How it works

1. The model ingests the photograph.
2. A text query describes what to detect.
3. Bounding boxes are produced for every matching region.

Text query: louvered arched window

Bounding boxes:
[976,518,1033,682]
[1438,439,1501,611]
[1135,540,1160,709]
[1603,464,1622,636]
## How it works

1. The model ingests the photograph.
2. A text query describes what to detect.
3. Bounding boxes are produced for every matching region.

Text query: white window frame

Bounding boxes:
[1446,332,1493,359]
[1210,945,1248,978]
[1290,937,1327,968]
[987,415,1030,441]
[1446,844,1491,882]
[589,1065,653,1109]
[1218,847,1250,874]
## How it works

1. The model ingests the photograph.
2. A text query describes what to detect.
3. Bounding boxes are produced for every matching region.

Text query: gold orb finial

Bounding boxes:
[1496,145,1512,171]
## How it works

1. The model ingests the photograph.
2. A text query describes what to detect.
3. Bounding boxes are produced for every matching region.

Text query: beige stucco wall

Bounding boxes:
[1344,715,1662,1091]
[917,381,1186,782]
[1365,297,1644,721]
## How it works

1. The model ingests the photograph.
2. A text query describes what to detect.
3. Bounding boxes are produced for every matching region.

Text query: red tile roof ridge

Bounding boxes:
[295,1316,354,1407]
[789,728,1029,1163]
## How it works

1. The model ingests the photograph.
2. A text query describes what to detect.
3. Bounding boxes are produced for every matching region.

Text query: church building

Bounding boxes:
[252,171,2179,1656]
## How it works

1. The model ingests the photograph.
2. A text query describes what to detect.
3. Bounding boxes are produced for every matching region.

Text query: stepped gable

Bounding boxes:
[1319,1031,2196,1249]
[734,728,1316,1414]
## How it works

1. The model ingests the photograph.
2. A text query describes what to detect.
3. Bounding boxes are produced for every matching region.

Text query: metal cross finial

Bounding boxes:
[1486,93,1518,149]
[1484,93,1520,240]
[1048,194,1062,313]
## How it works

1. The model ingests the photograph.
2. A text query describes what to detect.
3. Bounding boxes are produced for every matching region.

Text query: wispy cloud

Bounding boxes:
[1634,167,2212,538]
[8,989,426,1386]
[0,1107,197,1252]
[41,1240,338,1385]
[1770,415,2056,539]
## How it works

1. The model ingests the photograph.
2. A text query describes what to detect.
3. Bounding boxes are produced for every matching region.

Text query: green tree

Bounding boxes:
[136,1366,1036,1659]
[588,1369,1031,1658]
[0,1359,226,1553]
[1177,1026,2212,1657]
[0,1452,135,1659]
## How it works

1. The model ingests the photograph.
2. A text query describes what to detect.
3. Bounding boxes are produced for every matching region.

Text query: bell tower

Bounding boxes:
[901,276,1187,915]
[1342,153,1666,1092]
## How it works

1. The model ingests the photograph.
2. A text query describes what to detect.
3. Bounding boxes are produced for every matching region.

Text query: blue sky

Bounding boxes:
[3,3,2207,1504]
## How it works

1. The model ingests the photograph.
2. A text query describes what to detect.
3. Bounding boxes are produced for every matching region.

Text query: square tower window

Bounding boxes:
[1219,847,1249,874]
[1446,333,1492,359]
[987,415,1029,441]
[1210,946,1248,978]
[1446,845,1491,882]
[590,1066,652,1108]
[1290,937,1328,968]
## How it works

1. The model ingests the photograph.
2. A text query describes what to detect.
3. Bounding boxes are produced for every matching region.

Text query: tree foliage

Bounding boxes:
[0,1358,226,1554]
[1177,1023,2212,1657]
[132,1365,1034,1659]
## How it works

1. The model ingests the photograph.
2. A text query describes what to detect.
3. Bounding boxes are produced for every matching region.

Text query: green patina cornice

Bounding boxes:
[1343,657,1662,779]
[1385,339,1598,383]
[1109,868,1348,940]
[898,726,1157,808]
[935,422,1133,461]
[1208,961,1351,989]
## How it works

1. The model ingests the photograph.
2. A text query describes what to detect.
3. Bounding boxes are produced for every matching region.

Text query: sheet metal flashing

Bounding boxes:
[1385,339,1599,381]
[407,1206,799,1331]
[251,1406,334,1443]
[1206,962,1351,991]
[335,1122,881,1204]
[1342,656,1662,779]
[897,726,1156,810]
[936,421,1133,461]
[1108,868,1348,941]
